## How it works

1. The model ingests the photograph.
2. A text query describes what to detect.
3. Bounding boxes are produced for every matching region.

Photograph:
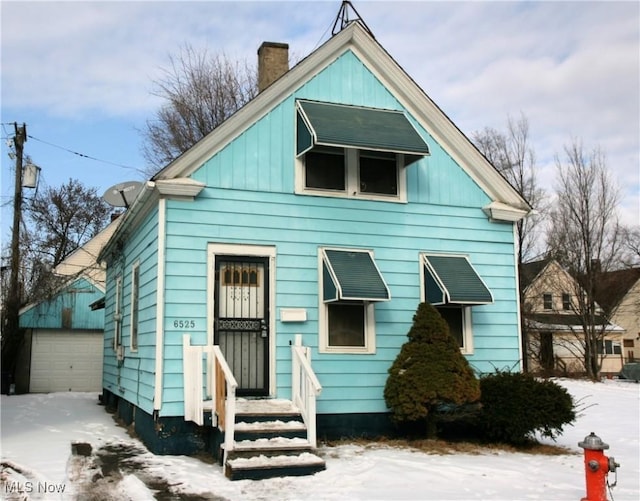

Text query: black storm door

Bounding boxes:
[214,256,269,396]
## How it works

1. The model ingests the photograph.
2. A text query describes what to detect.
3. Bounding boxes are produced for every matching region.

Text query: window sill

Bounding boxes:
[319,345,376,355]
[296,188,406,204]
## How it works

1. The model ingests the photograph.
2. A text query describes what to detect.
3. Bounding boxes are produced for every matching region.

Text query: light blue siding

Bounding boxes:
[159,185,517,414]
[106,46,522,418]
[19,277,104,330]
[103,209,159,415]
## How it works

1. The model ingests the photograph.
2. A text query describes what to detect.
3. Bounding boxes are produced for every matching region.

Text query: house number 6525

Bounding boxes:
[174,320,195,329]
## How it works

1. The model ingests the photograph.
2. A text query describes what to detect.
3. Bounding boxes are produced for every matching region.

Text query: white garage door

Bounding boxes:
[30,331,103,392]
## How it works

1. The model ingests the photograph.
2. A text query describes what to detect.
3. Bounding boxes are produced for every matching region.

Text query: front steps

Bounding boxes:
[224,399,326,481]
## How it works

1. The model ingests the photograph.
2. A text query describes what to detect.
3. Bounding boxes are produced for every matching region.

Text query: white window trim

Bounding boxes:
[114,275,123,350]
[295,147,407,203]
[130,261,140,352]
[418,252,474,355]
[318,248,377,354]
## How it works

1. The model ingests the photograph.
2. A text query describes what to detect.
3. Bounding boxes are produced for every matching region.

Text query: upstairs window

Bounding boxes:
[543,293,553,310]
[562,293,571,310]
[304,147,345,191]
[296,100,429,201]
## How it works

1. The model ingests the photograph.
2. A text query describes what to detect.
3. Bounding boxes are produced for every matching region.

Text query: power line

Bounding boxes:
[26,134,142,172]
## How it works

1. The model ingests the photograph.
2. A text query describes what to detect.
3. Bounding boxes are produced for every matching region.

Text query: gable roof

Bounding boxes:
[54,216,121,287]
[519,258,553,290]
[153,21,530,217]
[594,267,640,313]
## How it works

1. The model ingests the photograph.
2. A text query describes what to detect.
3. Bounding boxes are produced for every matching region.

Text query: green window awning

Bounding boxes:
[297,100,429,165]
[322,248,391,302]
[423,254,493,306]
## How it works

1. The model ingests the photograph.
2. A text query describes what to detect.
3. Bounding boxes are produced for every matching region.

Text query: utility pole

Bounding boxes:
[2,123,27,381]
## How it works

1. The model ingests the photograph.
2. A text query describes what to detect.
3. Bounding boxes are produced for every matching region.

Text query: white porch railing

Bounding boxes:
[291,334,323,448]
[183,335,238,463]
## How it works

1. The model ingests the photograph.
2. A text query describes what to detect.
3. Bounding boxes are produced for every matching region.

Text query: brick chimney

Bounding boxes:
[258,41,289,92]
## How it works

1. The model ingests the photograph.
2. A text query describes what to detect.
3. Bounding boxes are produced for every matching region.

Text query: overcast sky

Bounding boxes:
[1,1,638,250]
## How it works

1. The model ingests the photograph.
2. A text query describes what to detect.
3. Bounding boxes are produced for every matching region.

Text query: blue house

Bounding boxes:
[98,20,530,479]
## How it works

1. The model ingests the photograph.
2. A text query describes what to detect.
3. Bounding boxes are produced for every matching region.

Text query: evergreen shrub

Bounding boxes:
[478,371,576,445]
[384,302,480,438]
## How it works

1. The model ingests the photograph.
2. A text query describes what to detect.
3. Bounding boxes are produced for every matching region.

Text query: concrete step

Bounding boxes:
[226,452,326,481]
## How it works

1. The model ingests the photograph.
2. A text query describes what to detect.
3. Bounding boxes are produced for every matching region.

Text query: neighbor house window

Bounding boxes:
[318,247,390,354]
[562,293,571,310]
[61,308,72,329]
[114,275,123,350]
[543,293,553,310]
[601,340,622,355]
[130,262,140,351]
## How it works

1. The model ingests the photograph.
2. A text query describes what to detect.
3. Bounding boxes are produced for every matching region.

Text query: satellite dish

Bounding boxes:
[102,181,143,208]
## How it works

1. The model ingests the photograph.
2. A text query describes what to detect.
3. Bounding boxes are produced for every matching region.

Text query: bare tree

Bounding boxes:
[474,113,545,263]
[546,139,623,380]
[141,44,257,175]
[23,178,111,301]
[474,113,545,372]
[1,178,111,382]
[620,226,640,267]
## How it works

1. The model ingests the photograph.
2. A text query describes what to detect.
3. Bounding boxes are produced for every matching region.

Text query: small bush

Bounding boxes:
[478,372,575,445]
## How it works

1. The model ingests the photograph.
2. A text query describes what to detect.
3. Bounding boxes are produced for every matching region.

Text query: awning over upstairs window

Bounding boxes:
[322,248,391,302]
[297,100,429,165]
[423,254,493,306]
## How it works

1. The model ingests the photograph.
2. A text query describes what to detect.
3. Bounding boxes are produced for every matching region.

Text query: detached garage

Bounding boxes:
[19,277,106,393]
[14,218,119,394]
[29,330,103,392]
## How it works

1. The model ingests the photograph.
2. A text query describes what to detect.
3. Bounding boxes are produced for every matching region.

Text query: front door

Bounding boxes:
[214,256,269,396]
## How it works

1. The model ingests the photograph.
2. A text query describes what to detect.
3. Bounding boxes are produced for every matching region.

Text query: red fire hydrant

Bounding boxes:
[578,432,620,501]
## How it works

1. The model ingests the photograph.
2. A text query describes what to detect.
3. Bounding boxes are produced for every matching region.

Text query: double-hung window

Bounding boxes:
[303,145,401,198]
[543,293,553,310]
[420,253,494,354]
[601,339,622,356]
[130,262,140,352]
[114,275,123,350]
[296,100,429,201]
[318,248,390,354]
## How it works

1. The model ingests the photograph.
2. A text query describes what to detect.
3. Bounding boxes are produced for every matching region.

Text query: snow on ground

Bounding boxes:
[1,379,638,500]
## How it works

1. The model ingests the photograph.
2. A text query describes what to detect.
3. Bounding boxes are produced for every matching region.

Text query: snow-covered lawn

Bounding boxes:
[1,379,638,500]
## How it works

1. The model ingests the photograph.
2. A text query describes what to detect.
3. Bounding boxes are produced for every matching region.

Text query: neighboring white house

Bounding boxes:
[595,267,640,364]
[520,259,624,376]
